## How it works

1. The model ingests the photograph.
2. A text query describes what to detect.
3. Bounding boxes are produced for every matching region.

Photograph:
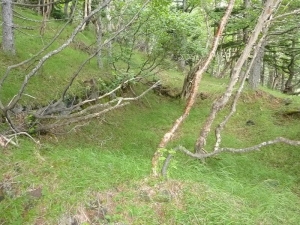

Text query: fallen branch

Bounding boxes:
[161,137,300,174]
[34,81,160,132]
[0,132,40,147]
[35,77,141,119]
[0,135,17,147]
[177,137,300,160]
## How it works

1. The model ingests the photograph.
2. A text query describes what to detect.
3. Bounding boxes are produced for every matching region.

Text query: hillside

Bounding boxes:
[1,6,300,225]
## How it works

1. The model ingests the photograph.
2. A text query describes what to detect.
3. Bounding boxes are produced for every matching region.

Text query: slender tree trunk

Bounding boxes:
[243,0,251,42]
[106,2,113,56]
[280,73,285,90]
[195,0,281,153]
[151,0,236,177]
[249,39,267,89]
[261,58,265,86]
[64,2,69,18]
[81,0,92,30]
[96,15,103,68]
[69,0,76,23]
[283,39,296,94]
[1,0,15,55]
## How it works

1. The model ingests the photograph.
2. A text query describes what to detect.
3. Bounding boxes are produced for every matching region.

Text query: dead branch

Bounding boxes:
[159,136,300,174]
[2,0,113,114]
[175,137,300,160]
[273,8,300,20]
[0,1,79,110]
[37,102,129,131]
[0,134,17,147]
[61,0,152,99]
[220,137,300,152]
[33,81,160,132]
[161,154,173,178]
[0,131,40,148]
[35,78,157,119]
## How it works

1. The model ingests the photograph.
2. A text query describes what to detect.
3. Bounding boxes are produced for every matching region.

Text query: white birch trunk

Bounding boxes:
[1,0,15,55]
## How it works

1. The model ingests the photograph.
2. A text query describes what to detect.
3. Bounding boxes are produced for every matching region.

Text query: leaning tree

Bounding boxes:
[151,0,300,177]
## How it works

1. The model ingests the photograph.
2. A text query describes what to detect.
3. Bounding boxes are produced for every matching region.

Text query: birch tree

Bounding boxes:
[1,0,15,55]
[152,0,236,177]
[152,0,300,177]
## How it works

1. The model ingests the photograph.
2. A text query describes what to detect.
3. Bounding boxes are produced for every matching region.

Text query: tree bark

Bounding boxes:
[249,39,267,89]
[1,0,15,55]
[283,39,297,94]
[96,15,103,68]
[64,1,69,18]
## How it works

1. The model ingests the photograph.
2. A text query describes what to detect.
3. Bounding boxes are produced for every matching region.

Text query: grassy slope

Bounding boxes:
[1,7,300,225]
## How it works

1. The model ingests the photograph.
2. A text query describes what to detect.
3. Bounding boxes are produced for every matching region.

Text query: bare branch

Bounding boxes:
[61,0,152,99]
[0,0,79,109]
[175,137,300,160]
[220,137,300,153]
[0,131,40,147]
[161,154,173,178]
[0,134,18,147]
[37,102,129,131]
[36,79,159,119]
[34,81,160,131]
[273,8,300,20]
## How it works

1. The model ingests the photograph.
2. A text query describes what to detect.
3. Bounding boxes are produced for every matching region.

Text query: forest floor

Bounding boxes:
[1,76,300,224]
[1,7,300,224]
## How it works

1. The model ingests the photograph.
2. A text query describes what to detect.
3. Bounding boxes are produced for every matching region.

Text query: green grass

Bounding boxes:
[1,6,300,225]
[1,88,299,224]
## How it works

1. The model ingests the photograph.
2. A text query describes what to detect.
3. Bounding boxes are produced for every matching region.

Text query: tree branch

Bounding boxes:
[34,81,160,131]
[61,0,152,99]
[272,8,300,20]
[3,0,112,112]
[175,137,300,160]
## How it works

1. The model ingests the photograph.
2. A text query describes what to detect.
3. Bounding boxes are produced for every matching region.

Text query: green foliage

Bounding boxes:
[50,4,66,20]
[145,8,207,62]
[25,114,37,135]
